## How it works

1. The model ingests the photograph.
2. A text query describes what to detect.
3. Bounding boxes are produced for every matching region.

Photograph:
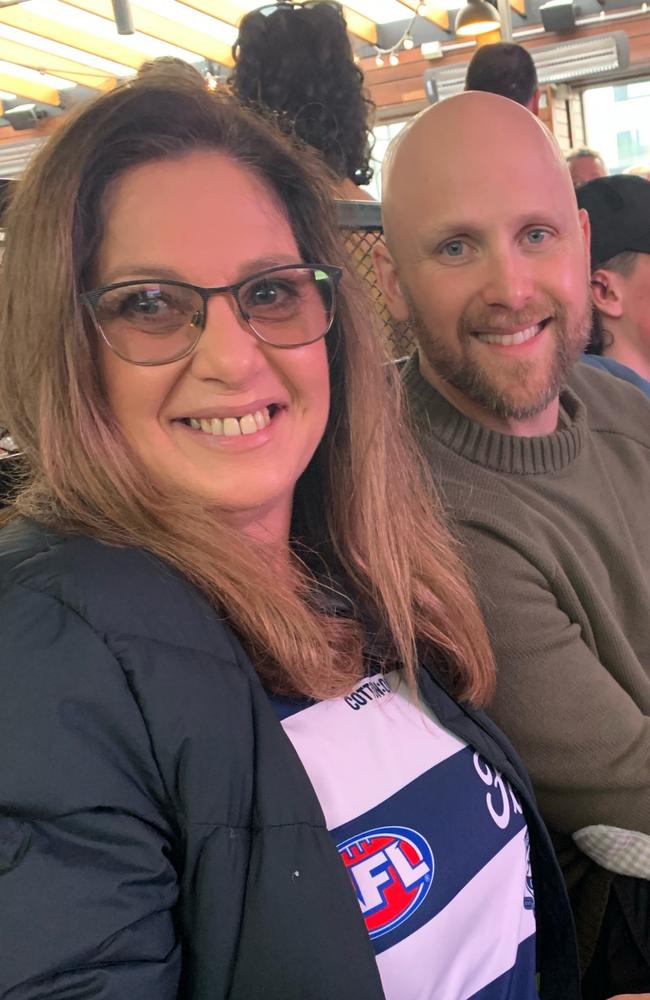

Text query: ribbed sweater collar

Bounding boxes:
[402,353,587,476]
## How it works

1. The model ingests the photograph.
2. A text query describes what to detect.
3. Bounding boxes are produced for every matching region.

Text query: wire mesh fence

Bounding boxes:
[336,200,416,361]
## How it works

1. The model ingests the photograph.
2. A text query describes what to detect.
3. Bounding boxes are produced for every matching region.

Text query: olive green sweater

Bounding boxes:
[403,355,650,963]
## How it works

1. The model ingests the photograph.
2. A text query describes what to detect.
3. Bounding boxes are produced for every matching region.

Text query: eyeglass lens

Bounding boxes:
[90,266,335,365]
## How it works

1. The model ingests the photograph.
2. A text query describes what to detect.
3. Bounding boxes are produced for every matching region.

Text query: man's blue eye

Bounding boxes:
[527,229,547,244]
[443,240,465,257]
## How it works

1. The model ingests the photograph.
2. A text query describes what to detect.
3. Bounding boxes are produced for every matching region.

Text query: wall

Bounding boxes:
[360,7,650,145]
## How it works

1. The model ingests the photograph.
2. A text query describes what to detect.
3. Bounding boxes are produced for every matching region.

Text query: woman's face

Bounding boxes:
[95,151,331,542]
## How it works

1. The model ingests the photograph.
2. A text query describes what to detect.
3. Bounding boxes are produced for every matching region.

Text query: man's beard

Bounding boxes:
[408,287,592,422]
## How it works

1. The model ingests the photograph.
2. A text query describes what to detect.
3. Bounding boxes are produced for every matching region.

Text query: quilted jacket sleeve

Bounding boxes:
[0,581,181,999]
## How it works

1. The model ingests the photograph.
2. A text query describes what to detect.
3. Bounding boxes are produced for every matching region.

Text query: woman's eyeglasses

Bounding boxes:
[81,263,342,367]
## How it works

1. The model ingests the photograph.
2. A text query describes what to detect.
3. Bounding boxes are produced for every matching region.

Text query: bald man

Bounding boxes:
[374,92,650,998]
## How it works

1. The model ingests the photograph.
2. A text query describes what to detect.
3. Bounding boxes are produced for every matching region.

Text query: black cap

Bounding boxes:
[576,174,650,270]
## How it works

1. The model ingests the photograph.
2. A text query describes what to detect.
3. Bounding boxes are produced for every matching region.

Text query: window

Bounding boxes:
[583,81,650,174]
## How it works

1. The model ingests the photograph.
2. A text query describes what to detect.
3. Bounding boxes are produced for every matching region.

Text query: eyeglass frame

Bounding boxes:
[80,262,343,367]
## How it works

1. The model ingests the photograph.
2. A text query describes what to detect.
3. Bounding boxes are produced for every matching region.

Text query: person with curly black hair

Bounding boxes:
[230,1,375,200]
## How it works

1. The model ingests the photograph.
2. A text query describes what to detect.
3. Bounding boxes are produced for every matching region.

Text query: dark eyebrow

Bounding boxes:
[100,254,304,286]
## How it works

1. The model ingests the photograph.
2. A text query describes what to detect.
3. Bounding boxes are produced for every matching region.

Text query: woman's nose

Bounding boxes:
[188,293,267,386]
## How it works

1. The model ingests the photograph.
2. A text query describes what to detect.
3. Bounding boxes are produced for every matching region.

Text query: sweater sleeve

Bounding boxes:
[0,582,181,999]
[572,825,650,877]
[459,525,650,839]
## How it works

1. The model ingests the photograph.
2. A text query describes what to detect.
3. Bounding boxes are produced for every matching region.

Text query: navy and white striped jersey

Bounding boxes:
[272,671,539,1000]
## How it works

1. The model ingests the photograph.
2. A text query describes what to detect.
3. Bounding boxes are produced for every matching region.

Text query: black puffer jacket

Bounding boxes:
[0,518,580,999]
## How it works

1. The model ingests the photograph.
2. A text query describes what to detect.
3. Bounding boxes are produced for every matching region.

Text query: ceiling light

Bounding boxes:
[375,53,385,66]
[417,2,428,13]
[389,51,399,64]
[111,0,134,34]
[455,0,501,36]
[403,34,415,49]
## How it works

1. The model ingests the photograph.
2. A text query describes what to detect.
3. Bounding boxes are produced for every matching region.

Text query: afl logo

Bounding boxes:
[337,826,434,939]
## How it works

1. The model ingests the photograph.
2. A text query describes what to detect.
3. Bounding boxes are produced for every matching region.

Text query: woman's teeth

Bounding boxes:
[476,324,541,346]
[188,406,271,437]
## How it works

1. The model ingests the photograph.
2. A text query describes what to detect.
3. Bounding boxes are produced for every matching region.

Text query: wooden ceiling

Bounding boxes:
[0,0,518,111]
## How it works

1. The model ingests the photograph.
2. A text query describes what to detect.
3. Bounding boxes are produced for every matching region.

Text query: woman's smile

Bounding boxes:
[172,403,286,450]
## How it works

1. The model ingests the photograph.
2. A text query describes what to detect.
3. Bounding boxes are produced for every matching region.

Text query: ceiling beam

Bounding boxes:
[0,36,116,91]
[0,6,147,69]
[60,0,235,66]
[395,2,450,32]
[340,7,378,43]
[177,0,247,27]
[424,8,450,31]
[0,70,60,106]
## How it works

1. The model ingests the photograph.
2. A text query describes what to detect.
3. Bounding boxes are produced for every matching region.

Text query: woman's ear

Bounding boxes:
[372,240,410,323]
[591,269,624,319]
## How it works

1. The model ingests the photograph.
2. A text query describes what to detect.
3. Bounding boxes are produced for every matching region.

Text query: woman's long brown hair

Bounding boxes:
[0,70,495,704]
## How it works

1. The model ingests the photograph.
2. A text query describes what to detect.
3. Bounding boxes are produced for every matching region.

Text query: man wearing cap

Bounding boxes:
[374,91,650,997]
[578,174,650,389]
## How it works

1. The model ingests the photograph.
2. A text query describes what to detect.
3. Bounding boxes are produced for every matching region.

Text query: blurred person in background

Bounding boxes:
[465,41,541,114]
[579,174,650,388]
[567,146,608,189]
[0,69,579,999]
[230,0,375,201]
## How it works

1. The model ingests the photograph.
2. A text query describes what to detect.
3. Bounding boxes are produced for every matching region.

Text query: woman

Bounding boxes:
[0,71,579,998]
[230,0,375,200]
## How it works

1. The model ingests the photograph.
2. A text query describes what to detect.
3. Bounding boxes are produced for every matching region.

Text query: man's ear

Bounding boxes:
[591,268,624,319]
[372,240,410,323]
[577,207,591,270]
[529,88,541,117]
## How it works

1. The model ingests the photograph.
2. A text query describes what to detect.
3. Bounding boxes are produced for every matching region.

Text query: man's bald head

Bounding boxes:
[382,92,575,260]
